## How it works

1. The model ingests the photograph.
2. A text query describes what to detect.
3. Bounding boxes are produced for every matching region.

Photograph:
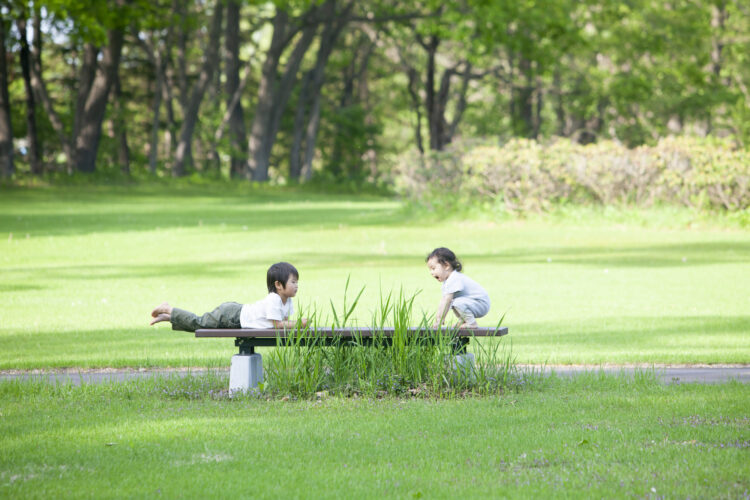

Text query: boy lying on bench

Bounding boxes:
[150,262,308,331]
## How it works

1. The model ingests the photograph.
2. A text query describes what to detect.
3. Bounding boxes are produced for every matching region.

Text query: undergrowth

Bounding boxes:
[262,284,518,399]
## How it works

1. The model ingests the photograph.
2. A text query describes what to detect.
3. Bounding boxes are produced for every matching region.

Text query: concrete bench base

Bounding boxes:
[229,353,263,393]
[452,352,476,380]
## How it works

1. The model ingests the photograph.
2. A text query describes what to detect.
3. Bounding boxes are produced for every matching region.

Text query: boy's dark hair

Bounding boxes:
[426,247,462,272]
[267,262,299,293]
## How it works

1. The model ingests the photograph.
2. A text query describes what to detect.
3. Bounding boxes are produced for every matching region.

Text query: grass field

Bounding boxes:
[1,184,749,498]
[1,184,748,368]
[1,374,748,498]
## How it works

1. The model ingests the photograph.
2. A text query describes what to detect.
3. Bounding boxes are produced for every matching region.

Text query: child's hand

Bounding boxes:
[300,318,309,327]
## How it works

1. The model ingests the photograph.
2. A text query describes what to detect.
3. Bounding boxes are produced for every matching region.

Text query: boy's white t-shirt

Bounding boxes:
[442,271,489,303]
[239,293,293,329]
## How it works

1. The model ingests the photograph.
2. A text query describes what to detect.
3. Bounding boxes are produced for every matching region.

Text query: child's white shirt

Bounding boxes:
[239,293,293,329]
[442,271,489,303]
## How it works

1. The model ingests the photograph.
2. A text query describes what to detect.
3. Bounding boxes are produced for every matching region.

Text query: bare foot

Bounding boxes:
[458,322,478,329]
[150,313,171,326]
[151,302,172,318]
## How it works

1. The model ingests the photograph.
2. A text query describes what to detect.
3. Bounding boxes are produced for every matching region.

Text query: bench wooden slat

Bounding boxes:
[195,326,508,338]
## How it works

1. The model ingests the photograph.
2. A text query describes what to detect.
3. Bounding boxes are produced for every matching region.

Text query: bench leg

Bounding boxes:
[229,353,263,393]
[451,352,476,381]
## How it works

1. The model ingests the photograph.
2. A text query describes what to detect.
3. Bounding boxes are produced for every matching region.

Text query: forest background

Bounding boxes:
[0,0,748,215]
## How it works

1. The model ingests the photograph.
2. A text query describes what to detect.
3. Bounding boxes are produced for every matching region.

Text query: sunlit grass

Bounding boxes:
[1,375,748,498]
[1,184,749,369]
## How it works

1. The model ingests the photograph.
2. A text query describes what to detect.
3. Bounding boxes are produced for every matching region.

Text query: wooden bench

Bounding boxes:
[195,326,509,392]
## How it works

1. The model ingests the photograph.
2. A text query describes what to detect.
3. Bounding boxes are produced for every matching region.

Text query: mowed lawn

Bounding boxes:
[1,375,749,498]
[1,185,749,498]
[1,184,749,369]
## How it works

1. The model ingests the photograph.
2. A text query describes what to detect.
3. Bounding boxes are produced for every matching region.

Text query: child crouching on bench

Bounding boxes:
[426,247,490,328]
[150,262,308,331]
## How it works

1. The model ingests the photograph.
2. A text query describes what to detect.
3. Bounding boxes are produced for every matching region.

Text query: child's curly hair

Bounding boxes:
[426,247,462,272]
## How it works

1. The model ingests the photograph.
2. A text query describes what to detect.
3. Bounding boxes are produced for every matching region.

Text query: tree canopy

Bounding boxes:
[1,0,748,181]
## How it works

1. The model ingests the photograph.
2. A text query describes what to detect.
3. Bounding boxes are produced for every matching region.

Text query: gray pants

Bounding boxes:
[451,297,489,326]
[170,302,243,332]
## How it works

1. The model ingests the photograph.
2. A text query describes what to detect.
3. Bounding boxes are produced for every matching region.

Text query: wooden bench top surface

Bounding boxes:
[196,326,508,338]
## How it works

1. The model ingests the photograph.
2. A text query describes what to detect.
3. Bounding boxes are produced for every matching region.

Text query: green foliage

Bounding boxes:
[398,137,750,213]
[6,0,749,183]
[318,103,383,185]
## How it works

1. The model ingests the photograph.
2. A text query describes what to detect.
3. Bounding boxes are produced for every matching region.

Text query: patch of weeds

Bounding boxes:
[147,372,242,401]
[263,286,526,399]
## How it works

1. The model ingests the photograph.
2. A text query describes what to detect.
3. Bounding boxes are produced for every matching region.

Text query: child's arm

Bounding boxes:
[433,293,454,328]
[271,318,308,329]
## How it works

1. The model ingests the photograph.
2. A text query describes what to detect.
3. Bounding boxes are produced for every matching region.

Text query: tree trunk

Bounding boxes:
[247,5,319,181]
[113,71,130,174]
[511,55,535,138]
[225,0,247,178]
[16,17,42,174]
[175,0,189,112]
[289,71,312,180]
[433,65,452,149]
[74,26,126,173]
[247,11,288,181]
[406,67,424,154]
[289,0,352,181]
[74,44,98,143]
[330,30,376,172]
[422,35,443,150]
[553,68,567,136]
[707,0,728,134]
[172,1,224,177]
[0,18,14,177]
[28,11,74,172]
[301,93,322,181]
[447,62,472,142]
[149,47,164,174]
[414,33,474,151]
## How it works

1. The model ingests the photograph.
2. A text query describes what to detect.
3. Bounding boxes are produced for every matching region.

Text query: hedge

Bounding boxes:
[396,137,749,212]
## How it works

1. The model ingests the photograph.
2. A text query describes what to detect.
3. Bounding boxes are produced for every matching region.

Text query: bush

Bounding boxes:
[396,137,750,213]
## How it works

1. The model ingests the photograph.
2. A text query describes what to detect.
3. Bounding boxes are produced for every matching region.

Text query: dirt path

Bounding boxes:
[1,365,749,385]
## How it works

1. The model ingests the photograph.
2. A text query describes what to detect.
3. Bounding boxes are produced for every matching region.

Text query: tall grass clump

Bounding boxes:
[264,285,520,399]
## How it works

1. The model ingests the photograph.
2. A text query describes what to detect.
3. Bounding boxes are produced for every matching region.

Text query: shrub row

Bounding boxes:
[396,137,750,212]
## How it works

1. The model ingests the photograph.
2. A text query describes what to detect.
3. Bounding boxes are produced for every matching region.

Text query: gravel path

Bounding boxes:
[1,365,748,385]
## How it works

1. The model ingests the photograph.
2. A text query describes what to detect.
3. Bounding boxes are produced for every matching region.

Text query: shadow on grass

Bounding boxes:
[0,204,406,237]
[505,315,750,363]
[447,241,750,268]
[4,234,750,285]
[3,260,245,281]
[0,184,409,236]
[0,327,233,370]
[0,283,45,292]
[2,315,748,370]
